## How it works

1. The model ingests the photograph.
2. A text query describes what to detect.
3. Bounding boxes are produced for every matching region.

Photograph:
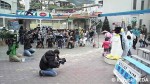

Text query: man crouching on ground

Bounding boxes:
[39,49,61,77]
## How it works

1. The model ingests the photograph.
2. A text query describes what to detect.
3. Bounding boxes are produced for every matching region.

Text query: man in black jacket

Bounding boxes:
[23,35,35,56]
[39,49,60,76]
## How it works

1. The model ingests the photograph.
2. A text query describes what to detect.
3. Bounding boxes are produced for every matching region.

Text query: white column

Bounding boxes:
[89,18,91,28]
[39,19,42,29]
[66,20,68,29]
[25,0,30,11]
[3,17,5,27]
[71,21,73,29]
[59,20,60,29]
[36,19,38,24]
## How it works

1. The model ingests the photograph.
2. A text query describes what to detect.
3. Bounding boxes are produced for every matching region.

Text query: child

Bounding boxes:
[102,37,111,56]
[46,37,53,48]
[127,35,133,56]
[139,32,145,47]
[36,39,44,48]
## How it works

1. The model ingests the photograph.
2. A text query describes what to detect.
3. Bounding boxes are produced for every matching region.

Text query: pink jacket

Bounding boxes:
[102,41,111,49]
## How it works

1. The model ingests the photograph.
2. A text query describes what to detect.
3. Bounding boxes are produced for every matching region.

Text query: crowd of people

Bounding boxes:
[102,24,149,57]
[5,23,150,77]
[19,26,96,50]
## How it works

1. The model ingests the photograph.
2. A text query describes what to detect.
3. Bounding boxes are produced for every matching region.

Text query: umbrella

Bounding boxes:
[101,30,108,34]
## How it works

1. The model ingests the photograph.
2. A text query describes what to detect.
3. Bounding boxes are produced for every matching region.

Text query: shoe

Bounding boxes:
[39,70,43,76]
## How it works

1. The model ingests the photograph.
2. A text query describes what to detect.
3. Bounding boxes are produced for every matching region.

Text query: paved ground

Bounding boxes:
[0,35,149,84]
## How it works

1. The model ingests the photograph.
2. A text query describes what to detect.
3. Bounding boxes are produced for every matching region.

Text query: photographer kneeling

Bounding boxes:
[39,49,66,77]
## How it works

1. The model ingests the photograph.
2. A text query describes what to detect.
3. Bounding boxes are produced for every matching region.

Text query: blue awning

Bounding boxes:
[0,13,52,20]
[99,9,150,17]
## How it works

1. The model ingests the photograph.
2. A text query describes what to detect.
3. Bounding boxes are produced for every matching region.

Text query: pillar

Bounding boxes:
[39,19,42,29]
[3,17,5,27]
[71,21,73,29]
[89,18,91,28]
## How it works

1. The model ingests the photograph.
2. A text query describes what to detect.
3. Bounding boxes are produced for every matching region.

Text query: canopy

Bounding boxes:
[99,9,150,17]
[0,13,52,20]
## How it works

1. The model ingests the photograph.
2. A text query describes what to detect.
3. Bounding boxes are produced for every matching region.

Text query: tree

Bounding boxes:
[102,17,110,32]
[30,0,42,10]
[17,0,25,10]
[48,4,59,10]
[96,20,102,35]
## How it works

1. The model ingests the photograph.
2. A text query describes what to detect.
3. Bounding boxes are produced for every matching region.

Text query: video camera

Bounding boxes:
[58,58,66,65]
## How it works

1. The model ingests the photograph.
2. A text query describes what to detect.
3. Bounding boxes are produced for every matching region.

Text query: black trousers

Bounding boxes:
[133,36,138,49]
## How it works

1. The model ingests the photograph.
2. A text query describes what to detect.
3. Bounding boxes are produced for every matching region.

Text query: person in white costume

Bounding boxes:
[110,27,123,58]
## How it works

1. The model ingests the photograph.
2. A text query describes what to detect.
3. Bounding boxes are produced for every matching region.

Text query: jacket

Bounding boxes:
[39,50,60,70]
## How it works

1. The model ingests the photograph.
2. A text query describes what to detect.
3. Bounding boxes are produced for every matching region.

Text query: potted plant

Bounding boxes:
[0,28,11,46]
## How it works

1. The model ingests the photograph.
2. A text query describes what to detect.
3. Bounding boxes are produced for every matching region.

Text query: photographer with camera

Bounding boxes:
[39,49,66,76]
[23,32,35,56]
[6,34,23,62]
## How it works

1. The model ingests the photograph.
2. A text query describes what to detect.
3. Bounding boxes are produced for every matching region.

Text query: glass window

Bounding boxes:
[141,0,144,10]
[0,1,11,10]
[133,0,137,10]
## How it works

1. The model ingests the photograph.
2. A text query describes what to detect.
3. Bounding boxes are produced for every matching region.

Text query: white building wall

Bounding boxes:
[0,0,17,14]
[102,0,132,13]
[99,0,150,33]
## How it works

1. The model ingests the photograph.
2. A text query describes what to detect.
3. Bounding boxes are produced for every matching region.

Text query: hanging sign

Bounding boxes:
[37,11,51,17]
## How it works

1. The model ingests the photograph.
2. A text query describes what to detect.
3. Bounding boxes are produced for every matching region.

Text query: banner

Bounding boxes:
[16,10,52,18]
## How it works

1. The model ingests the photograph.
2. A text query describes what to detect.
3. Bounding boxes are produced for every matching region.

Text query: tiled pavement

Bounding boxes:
[0,35,149,84]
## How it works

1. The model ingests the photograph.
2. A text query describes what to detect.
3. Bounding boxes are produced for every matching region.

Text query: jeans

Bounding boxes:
[24,48,35,56]
[41,68,57,77]
[133,36,138,49]
[127,49,132,56]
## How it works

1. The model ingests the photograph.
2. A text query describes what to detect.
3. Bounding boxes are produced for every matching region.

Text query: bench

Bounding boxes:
[137,48,150,60]
[124,56,150,75]
[130,55,150,66]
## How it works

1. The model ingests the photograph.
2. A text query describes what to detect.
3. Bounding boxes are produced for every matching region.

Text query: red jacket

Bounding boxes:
[102,41,111,49]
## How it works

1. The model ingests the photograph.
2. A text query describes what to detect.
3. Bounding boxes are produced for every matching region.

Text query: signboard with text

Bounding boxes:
[113,59,141,84]
[16,10,52,18]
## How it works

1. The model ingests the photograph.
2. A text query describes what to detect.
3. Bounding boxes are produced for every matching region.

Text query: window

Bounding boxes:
[133,0,137,10]
[98,0,103,6]
[0,1,11,10]
[141,0,144,10]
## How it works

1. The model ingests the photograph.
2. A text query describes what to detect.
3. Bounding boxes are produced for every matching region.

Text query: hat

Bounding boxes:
[114,27,122,34]
[54,49,60,54]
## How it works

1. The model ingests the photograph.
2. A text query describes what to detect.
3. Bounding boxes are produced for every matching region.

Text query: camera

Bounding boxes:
[58,58,66,65]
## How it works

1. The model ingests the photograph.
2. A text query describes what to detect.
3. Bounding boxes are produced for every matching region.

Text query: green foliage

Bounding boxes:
[17,0,25,10]
[96,20,102,35]
[0,28,11,41]
[63,5,74,8]
[48,4,59,10]
[102,17,110,32]
[30,1,42,9]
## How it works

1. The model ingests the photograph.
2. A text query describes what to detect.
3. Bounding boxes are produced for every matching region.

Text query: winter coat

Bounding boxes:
[39,50,60,70]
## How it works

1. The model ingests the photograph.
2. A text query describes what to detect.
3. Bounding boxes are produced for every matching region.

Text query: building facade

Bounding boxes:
[97,0,150,32]
[0,0,17,14]
[0,0,17,27]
